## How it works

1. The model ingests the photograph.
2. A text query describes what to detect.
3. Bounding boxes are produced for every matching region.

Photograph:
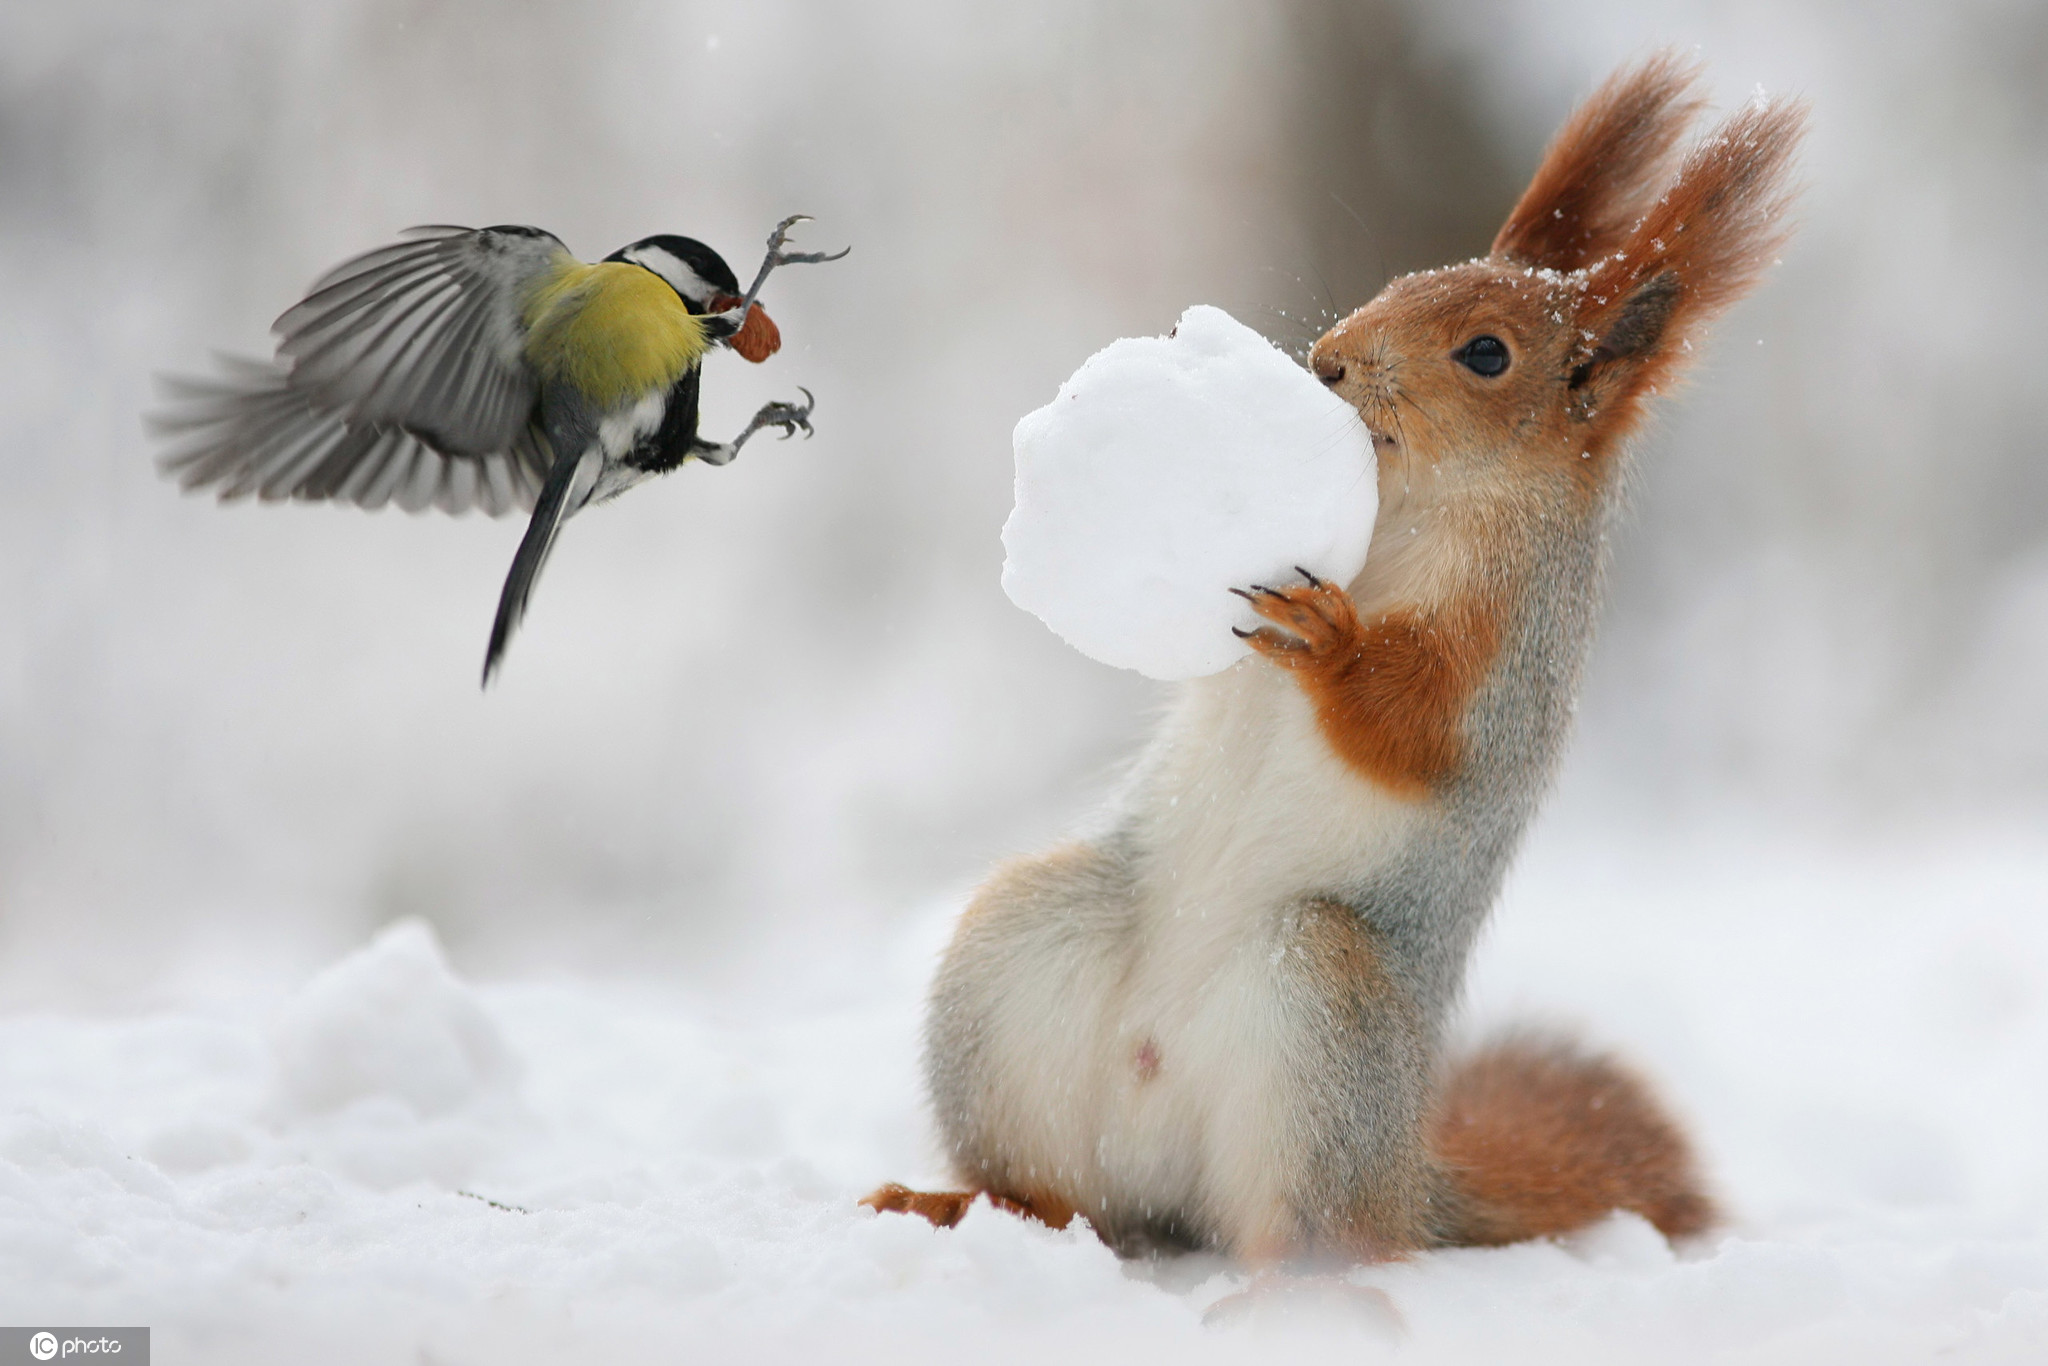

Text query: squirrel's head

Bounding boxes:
[1309,52,1803,517]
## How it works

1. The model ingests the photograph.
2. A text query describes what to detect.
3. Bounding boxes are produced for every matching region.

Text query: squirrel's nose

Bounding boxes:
[1311,352,1346,386]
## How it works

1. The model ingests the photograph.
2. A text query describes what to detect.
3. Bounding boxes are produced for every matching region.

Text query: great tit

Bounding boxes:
[153,214,847,684]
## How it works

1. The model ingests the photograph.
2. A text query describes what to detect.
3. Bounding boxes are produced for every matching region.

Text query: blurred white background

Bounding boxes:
[2,0,2043,1005]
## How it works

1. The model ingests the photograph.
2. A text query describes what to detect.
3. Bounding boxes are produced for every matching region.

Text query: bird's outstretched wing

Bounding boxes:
[152,225,569,516]
[152,356,553,515]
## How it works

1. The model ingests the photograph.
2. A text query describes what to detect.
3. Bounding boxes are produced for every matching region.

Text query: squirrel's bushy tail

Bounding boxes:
[1433,1034,1716,1246]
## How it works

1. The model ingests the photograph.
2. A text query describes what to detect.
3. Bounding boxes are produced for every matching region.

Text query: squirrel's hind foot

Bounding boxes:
[861,1182,1079,1232]
[859,1183,975,1228]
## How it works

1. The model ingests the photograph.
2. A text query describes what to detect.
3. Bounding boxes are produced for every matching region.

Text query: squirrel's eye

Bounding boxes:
[1455,335,1510,377]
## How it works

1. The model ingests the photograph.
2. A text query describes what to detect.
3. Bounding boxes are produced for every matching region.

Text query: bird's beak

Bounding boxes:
[714,294,781,363]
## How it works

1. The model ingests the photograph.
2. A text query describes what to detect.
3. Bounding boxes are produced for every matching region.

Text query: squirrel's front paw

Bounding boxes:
[1231,567,1362,665]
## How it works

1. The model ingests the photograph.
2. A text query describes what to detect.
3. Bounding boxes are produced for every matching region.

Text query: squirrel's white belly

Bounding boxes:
[1131,658,1424,905]
[1060,660,1426,1237]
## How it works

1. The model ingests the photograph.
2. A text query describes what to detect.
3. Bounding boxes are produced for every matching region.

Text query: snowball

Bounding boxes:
[1002,305,1376,681]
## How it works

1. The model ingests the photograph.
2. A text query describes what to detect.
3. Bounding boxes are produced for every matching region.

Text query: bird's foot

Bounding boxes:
[699,388,816,466]
[744,387,816,443]
[762,214,852,269]
[732,218,850,318]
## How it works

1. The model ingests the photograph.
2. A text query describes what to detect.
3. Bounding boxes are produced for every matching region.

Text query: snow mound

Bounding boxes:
[1002,305,1376,681]
[3,837,2046,1361]
[270,918,518,1122]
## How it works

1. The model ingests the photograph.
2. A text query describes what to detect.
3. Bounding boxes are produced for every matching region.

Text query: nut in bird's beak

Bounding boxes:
[713,294,782,363]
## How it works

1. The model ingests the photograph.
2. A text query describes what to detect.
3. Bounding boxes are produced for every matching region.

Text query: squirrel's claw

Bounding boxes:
[1236,624,1311,655]
[1233,574,1362,663]
[861,1183,975,1229]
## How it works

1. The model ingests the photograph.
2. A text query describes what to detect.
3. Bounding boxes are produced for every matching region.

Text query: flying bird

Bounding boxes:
[153,215,847,684]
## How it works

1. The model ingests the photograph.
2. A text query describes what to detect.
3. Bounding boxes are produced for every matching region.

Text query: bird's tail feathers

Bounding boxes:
[482,442,598,686]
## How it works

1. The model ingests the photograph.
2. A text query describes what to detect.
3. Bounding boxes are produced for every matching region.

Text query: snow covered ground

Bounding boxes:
[2,7,2046,1360]
[2,818,2043,1364]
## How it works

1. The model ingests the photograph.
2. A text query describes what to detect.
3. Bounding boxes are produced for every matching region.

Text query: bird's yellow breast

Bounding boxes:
[522,258,709,407]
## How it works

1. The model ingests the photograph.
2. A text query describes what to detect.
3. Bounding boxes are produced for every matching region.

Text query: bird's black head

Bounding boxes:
[605,235,741,313]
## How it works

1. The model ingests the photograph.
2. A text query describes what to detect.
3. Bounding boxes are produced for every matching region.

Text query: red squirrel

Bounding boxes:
[867,54,1802,1259]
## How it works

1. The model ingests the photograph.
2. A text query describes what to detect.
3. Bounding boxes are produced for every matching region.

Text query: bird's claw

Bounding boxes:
[756,387,816,441]
[764,214,851,268]
[719,389,819,462]
[776,247,852,266]
[733,218,848,319]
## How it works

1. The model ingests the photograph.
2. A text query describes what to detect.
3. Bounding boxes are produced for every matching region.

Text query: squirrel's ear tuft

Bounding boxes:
[1492,51,1707,272]
[1601,94,1807,341]
[1569,93,1806,410]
